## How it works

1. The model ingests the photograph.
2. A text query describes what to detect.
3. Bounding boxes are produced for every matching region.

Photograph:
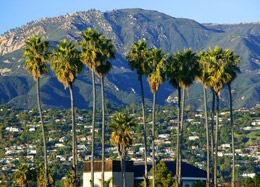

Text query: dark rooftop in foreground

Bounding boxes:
[134,161,207,179]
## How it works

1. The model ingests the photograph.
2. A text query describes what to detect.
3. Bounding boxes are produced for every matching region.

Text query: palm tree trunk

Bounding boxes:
[36,78,49,187]
[91,71,96,187]
[214,93,219,187]
[121,155,126,187]
[152,92,156,187]
[228,84,235,187]
[69,83,77,187]
[175,86,181,187]
[101,76,105,187]
[203,87,210,187]
[211,91,215,187]
[178,88,185,187]
[139,75,148,187]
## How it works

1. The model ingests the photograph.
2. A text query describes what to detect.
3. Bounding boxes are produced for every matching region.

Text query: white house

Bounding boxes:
[83,160,207,187]
[83,160,134,187]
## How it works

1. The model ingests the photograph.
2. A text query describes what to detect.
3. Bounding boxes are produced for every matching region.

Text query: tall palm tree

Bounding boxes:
[146,48,167,187]
[51,39,83,187]
[165,54,181,187]
[109,112,136,187]
[95,34,115,187]
[23,35,50,187]
[79,28,101,187]
[221,50,240,187]
[197,50,211,187]
[167,49,199,187]
[207,46,227,187]
[126,40,149,187]
[174,49,199,187]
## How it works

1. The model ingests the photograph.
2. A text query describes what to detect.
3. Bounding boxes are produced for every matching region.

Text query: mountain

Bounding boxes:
[0,8,260,109]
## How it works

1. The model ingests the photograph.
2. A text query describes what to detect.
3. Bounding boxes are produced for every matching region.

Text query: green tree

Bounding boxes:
[79,28,101,187]
[253,174,260,187]
[15,164,35,187]
[192,180,206,187]
[95,33,115,187]
[245,177,254,187]
[36,163,55,187]
[99,177,116,187]
[147,161,175,187]
[64,170,73,187]
[146,47,167,187]
[109,112,136,187]
[23,35,50,187]
[126,40,149,187]
[51,39,83,186]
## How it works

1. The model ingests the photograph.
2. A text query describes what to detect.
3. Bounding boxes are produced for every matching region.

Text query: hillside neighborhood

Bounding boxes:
[1,104,260,186]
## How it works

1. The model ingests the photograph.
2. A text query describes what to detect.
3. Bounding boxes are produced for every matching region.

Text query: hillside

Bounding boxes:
[0,8,260,109]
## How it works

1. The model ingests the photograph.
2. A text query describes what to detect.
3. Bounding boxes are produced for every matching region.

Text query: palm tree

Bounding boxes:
[15,164,34,187]
[197,50,211,187]
[64,170,74,187]
[109,112,136,187]
[167,49,199,187]
[221,50,240,187]
[146,47,167,187]
[95,34,115,187]
[23,35,49,187]
[51,39,83,187]
[207,46,227,187]
[36,163,54,187]
[99,177,115,187]
[126,40,149,187]
[165,54,181,187]
[176,49,199,187]
[79,28,101,187]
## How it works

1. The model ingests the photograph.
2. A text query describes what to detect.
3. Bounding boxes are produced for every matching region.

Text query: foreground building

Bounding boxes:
[83,160,207,187]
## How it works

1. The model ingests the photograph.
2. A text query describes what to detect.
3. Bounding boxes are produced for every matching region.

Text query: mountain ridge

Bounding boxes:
[0,8,260,109]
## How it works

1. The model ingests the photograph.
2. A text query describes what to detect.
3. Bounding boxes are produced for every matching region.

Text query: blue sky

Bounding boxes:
[0,0,259,35]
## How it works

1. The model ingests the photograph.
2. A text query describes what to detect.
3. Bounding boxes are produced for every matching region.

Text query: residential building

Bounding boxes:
[83,160,207,187]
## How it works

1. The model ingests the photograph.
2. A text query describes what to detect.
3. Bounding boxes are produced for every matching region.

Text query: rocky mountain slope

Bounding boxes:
[0,8,260,109]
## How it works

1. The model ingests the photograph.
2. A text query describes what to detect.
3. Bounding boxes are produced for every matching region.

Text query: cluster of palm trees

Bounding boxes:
[22,27,240,187]
[126,41,240,187]
[22,28,115,187]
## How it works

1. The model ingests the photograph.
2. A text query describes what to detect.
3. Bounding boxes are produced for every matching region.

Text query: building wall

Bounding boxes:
[83,171,113,187]
[83,160,134,187]
[83,171,134,187]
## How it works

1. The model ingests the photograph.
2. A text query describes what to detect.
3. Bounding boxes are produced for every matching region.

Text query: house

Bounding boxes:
[83,160,207,187]
[134,161,207,187]
[188,136,200,141]
[83,160,134,187]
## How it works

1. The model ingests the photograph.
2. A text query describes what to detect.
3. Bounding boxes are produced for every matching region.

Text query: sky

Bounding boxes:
[0,0,260,35]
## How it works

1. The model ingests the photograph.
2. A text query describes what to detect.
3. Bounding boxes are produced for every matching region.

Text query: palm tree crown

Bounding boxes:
[95,35,115,78]
[174,48,199,89]
[126,40,149,80]
[146,48,168,93]
[79,28,102,71]
[109,112,135,157]
[51,39,83,87]
[23,35,49,79]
